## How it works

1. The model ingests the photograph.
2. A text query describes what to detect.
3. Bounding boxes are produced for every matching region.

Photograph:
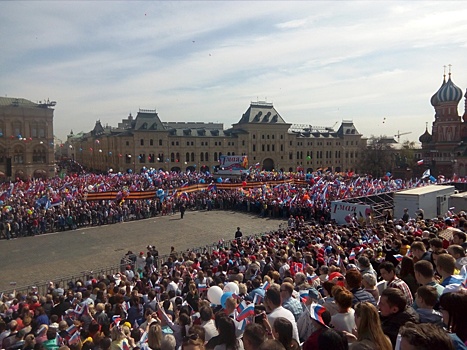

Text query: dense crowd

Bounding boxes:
[1,202,467,350]
[0,162,462,239]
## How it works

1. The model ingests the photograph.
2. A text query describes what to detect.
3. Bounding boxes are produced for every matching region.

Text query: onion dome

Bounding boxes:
[431,76,446,107]
[419,127,432,144]
[437,75,463,103]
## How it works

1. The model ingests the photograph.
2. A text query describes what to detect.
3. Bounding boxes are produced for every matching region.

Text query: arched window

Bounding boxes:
[205,152,209,161]
[150,139,154,146]
[176,152,180,162]
[186,152,190,162]
[191,152,195,162]
[214,152,218,161]
[170,152,175,162]
[200,153,204,162]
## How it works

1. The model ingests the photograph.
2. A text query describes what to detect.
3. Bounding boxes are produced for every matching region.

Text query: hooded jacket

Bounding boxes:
[381,306,419,347]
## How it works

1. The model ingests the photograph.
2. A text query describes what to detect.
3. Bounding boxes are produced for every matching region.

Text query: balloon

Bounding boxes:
[307,156,311,160]
[216,177,222,183]
[207,286,223,305]
[345,214,352,223]
[220,292,233,309]
[223,282,239,295]
[87,185,93,191]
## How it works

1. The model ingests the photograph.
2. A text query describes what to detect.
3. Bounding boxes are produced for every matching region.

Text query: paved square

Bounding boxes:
[0,210,285,291]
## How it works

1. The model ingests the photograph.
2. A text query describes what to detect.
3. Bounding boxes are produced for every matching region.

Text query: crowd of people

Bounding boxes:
[0,160,462,239]
[1,197,467,350]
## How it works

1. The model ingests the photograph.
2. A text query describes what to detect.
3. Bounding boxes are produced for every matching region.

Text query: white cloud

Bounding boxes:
[2,1,467,144]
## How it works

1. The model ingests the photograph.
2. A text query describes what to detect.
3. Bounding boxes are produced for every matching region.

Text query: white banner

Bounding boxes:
[331,201,372,225]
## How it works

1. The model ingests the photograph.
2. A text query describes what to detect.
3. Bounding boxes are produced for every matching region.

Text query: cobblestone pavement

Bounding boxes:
[0,210,286,291]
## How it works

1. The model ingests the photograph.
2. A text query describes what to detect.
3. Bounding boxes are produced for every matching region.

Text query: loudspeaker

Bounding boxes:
[6,157,12,176]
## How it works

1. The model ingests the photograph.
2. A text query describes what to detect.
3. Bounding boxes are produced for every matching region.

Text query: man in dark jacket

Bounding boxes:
[379,288,419,347]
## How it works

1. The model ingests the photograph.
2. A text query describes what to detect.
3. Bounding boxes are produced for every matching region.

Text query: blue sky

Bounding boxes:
[2,1,467,144]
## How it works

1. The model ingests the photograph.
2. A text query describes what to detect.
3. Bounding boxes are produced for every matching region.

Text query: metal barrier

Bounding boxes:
[0,226,276,296]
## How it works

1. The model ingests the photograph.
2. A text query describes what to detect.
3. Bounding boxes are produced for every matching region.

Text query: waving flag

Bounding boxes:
[393,254,403,262]
[197,284,208,293]
[299,290,309,304]
[262,281,270,291]
[253,293,263,305]
[236,303,255,321]
[349,250,356,260]
[68,331,81,346]
[307,274,319,284]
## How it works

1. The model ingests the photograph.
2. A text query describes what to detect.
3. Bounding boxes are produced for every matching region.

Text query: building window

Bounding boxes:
[32,147,46,163]
[191,152,195,162]
[170,153,175,162]
[281,145,283,152]
[31,124,38,138]
[126,154,131,164]
[253,134,256,139]
[262,135,265,139]
[267,145,270,151]
[242,140,245,146]
[141,139,144,146]
[12,121,22,137]
[205,152,209,161]
[289,152,293,160]
[176,141,179,146]
[158,153,164,162]
[139,154,146,163]
[262,145,265,152]
[200,153,204,162]
[126,141,130,146]
[159,140,163,146]
[150,139,154,146]
[186,152,190,162]
[272,145,275,151]
[187,141,190,146]
[149,154,155,163]
[171,142,175,146]
[253,144,256,152]
[13,146,24,164]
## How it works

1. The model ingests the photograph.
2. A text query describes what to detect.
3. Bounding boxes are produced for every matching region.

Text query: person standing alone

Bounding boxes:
[235,227,243,240]
[180,202,186,219]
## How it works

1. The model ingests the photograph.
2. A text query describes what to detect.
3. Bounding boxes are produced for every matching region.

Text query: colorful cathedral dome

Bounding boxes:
[430,77,445,107]
[436,75,463,103]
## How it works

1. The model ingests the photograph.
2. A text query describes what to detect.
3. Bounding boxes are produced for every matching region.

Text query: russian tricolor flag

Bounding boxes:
[262,281,270,290]
[393,254,403,262]
[307,274,319,284]
[198,284,208,293]
[236,303,255,321]
[349,251,356,260]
